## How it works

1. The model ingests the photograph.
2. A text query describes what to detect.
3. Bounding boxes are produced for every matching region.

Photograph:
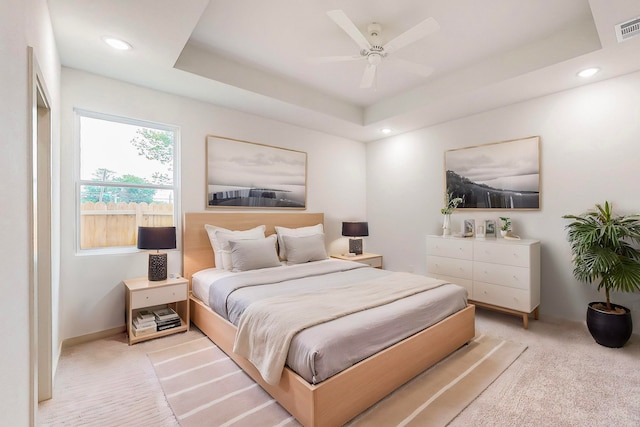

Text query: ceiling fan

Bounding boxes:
[312,10,440,88]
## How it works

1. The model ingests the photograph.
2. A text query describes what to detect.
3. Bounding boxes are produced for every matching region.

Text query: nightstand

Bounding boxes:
[124,276,189,345]
[331,252,383,269]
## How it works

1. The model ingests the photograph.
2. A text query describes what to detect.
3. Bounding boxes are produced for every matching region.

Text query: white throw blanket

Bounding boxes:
[232,272,447,385]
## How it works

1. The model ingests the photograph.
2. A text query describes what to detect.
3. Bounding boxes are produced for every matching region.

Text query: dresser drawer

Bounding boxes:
[130,283,187,309]
[426,237,473,260]
[472,281,531,312]
[473,241,530,268]
[427,255,473,280]
[428,273,473,296]
[473,262,530,290]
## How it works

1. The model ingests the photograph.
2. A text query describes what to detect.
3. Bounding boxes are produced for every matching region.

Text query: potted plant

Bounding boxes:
[441,192,463,236]
[499,217,511,237]
[563,201,640,347]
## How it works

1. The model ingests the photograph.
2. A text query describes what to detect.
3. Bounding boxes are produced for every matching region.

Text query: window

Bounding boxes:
[77,110,179,251]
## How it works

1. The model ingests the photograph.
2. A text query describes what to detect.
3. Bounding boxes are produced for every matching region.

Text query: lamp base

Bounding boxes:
[349,238,363,255]
[148,252,168,281]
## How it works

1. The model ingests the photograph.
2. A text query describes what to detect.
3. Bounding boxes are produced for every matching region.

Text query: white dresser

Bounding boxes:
[426,235,540,328]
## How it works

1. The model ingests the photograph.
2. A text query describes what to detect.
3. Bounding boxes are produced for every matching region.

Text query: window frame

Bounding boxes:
[75,109,180,254]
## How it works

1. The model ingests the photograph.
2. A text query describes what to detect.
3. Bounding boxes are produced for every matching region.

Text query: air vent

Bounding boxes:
[615,16,640,42]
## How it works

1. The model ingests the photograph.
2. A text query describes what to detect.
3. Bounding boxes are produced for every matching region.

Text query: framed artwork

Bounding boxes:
[485,220,496,238]
[463,219,475,237]
[444,136,540,210]
[206,135,307,209]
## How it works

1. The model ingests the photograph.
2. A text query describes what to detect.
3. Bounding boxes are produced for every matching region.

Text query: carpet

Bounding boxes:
[148,334,526,427]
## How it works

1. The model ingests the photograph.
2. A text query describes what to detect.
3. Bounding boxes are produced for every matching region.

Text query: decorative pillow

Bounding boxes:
[282,233,328,264]
[275,223,324,260]
[204,224,266,270]
[229,235,281,272]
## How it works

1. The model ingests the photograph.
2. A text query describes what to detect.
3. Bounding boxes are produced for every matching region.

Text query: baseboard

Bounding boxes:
[62,325,126,349]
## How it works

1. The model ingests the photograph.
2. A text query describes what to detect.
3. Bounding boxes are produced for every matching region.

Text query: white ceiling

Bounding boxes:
[49,0,640,142]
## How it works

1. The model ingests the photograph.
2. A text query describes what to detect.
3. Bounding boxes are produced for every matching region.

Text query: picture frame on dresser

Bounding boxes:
[485,220,496,238]
[463,219,475,236]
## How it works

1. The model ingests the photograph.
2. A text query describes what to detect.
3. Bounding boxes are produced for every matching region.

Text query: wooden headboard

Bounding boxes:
[182,212,324,284]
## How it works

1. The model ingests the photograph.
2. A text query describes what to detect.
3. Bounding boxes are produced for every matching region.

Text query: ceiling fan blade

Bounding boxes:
[327,10,371,51]
[384,17,440,54]
[360,64,377,88]
[392,58,435,77]
[308,54,362,64]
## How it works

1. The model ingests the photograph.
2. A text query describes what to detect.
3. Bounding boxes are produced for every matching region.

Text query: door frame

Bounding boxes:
[28,46,53,424]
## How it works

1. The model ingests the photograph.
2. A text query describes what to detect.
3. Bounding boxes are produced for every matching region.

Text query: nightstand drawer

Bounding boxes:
[130,283,187,309]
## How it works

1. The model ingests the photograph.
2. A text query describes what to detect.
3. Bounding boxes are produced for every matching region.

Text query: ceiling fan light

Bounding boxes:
[368,53,382,66]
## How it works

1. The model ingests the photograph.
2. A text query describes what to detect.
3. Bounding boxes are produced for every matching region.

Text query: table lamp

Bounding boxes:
[342,221,369,255]
[137,226,176,281]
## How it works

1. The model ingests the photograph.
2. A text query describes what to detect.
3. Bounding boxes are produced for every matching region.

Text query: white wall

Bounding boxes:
[0,0,61,424]
[59,68,367,340]
[367,70,640,327]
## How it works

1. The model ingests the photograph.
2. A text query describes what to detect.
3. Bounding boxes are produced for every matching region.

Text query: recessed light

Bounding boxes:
[380,128,392,134]
[577,67,600,78]
[102,36,132,51]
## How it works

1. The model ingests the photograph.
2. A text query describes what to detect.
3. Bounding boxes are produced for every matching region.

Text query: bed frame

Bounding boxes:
[183,212,475,427]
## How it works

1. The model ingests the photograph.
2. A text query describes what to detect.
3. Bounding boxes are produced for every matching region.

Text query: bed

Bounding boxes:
[183,212,475,427]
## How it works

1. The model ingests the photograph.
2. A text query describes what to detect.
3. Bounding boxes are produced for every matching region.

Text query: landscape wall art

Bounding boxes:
[206,135,307,209]
[444,136,540,210]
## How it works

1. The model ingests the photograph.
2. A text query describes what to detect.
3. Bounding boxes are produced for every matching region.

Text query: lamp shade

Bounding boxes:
[342,222,369,237]
[137,226,176,250]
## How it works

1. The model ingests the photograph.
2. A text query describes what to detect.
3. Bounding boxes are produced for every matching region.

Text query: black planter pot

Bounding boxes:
[586,302,633,348]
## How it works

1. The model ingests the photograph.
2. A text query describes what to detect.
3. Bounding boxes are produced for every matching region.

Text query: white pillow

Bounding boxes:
[282,233,328,264]
[204,224,266,270]
[229,235,281,272]
[275,223,324,260]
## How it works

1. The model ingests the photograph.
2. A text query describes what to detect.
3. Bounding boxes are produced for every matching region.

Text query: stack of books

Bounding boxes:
[153,307,181,331]
[132,309,156,337]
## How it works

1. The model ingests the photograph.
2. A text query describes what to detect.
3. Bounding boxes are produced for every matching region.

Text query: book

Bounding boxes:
[155,316,180,325]
[153,307,179,321]
[136,309,155,322]
[132,323,156,337]
[157,319,182,331]
[133,317,156,329]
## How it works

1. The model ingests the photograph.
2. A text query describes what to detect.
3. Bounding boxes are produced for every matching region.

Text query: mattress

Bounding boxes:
[192,259,468,384]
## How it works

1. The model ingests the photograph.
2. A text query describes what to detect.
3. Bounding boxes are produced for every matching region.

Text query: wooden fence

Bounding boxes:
[80,202,174,249]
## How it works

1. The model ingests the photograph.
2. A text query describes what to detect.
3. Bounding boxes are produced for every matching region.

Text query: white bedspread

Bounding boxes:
[232,272,447,385]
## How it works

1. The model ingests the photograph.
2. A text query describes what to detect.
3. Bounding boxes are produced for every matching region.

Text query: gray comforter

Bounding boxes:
[203,259,468,384]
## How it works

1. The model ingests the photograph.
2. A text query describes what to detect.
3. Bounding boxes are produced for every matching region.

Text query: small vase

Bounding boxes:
[500,229,508,237]
[442,214,451,236]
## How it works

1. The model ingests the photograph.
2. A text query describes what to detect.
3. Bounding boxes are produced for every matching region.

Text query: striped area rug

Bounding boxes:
[148,334,525,427]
